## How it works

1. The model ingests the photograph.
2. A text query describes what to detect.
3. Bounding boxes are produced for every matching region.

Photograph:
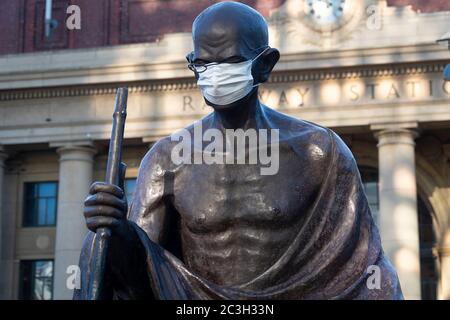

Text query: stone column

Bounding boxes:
[441,146,450,299]
[439,231,450,300]
[373,124,421,300]
[52,143,96,300]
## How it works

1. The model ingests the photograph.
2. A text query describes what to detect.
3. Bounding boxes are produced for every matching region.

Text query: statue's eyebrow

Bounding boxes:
[193,58,212,65]
[193,55,246,65]
[220,55,246,63]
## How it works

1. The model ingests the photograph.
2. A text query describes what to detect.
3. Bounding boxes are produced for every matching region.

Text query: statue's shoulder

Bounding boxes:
[263,105,328,134]
[140,136,177,172]
[263,105,332,144]
[263,105,352,161]
[139,113,215,170]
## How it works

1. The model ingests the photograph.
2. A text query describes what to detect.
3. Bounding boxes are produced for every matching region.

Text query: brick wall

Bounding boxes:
[387,0,450,13]
[0,0,448,56]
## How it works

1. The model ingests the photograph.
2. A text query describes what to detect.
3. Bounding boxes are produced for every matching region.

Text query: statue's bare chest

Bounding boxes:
[172,145,322,234]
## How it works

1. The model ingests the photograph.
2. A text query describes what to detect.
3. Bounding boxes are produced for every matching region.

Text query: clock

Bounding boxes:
[267,0,366,47]
[303,0,353,31]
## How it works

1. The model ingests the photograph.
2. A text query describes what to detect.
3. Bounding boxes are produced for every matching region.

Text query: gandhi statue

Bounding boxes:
[75,2,403,299]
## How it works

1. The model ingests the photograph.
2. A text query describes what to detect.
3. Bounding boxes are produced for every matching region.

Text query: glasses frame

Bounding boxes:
[188,61,220,74]
[187,46,270,74]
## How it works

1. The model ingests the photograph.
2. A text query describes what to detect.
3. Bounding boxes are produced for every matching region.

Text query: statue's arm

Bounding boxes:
[91,139,174,299]
[127,138,175,244]
[110,138,177,299]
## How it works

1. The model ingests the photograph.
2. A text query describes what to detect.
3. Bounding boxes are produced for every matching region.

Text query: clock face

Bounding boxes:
[305,0,346,27]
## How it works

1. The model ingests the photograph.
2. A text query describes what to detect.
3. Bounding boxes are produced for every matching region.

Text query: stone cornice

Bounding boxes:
[0,61,447,101]
[270,62,446,82]
[0,41,448,91]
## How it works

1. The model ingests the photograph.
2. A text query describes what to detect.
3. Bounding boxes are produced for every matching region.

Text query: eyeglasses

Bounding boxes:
[187,61,220,74]
[187,46,270,74]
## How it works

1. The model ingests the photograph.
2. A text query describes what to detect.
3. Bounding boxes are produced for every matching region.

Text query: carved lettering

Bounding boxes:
[406,81,419,98]
[258,89,271,103]
[386,84,400,99]
[278,91,289,108]
[183,96,195,111]
[366,83,378,100]
[350,85,360,102]
[297,88,310,107]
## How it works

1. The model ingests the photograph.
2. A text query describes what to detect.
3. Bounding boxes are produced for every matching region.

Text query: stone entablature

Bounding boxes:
[0,61,449,145]
[0,61,447,101]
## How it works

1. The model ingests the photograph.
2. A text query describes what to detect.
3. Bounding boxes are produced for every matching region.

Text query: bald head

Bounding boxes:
[191,2,269,63]
[188,2,279,110]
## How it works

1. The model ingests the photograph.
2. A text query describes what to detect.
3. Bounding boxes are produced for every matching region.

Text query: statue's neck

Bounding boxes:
[212,91,267,131]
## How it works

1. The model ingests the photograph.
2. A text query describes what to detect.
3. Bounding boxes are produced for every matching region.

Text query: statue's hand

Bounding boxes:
[83,182,129,239]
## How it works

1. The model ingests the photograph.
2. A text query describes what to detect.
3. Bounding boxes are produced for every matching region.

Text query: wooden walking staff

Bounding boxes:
[87,87,128,300]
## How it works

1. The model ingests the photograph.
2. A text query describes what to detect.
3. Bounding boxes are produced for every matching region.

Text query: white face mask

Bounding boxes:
[194,47,269,106]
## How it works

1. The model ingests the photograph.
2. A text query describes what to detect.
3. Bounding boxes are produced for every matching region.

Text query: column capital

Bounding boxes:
[55,145,97,154]
[53,142,97,163]
[49,139,95,149]
[372,123,419,148]
[370,121,418,132]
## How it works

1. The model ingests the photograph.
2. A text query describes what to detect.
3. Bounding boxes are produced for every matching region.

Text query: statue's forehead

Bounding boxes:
[192,19,260,62]
[192,39,253,62]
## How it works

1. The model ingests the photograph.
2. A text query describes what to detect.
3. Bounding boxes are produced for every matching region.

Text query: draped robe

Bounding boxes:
[74,109,403,300]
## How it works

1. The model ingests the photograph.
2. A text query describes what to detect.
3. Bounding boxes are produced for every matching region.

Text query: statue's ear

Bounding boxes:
[186,51,194,63]
[255,47,280,84]
[186,51,199,80]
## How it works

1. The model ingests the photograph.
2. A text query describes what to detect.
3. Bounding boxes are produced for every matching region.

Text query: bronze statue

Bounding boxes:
[75,2,403,300]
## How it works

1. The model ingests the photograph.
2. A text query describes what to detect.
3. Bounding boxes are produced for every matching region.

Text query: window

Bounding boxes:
[418,197,438,300]
[124,178,137,201]
[23,182,58,227]
[359,166,379,226]
[19,260,54,300]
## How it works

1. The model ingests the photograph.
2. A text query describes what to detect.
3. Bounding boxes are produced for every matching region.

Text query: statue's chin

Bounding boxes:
[205,90,256,112]
[206,100,238,111]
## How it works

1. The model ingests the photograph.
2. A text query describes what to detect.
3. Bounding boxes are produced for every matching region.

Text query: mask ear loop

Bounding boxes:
[251,46,271,87]
[251,46,270,63]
